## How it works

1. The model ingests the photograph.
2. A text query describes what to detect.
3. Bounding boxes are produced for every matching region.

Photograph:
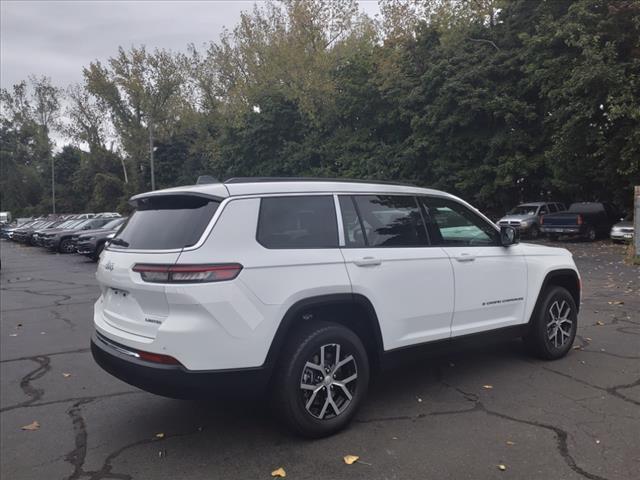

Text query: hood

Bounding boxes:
[499,214,536,222]
[43,227,85,236]
[77,228,118,239]
[612,221,633,229]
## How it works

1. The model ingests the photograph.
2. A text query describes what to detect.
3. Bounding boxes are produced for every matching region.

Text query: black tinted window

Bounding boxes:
[114,195,219,249]
[351,195,428,247]
[257,196,338,249]
[422,197,499,246]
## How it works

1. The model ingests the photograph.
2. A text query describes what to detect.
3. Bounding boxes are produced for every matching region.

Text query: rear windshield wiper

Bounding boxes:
[109,238,130,247]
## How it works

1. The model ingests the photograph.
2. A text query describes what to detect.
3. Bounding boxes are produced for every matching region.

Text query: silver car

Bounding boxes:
[610,221,634,243]
[498,202,566,239]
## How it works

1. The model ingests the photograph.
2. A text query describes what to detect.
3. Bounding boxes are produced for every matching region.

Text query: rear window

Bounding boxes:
[257,196,338,249]
[114,195,219,249]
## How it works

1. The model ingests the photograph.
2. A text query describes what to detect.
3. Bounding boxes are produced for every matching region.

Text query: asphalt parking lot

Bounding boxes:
[1,239,638,480]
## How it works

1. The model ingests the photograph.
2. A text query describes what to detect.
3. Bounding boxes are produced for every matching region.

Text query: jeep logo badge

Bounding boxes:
[104,261,115,271]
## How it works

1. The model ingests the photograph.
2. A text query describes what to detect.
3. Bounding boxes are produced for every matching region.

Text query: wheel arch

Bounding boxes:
[529,269,581,323]
[264,293,384,374]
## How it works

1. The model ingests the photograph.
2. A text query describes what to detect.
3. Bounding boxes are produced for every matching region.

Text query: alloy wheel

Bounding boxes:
[546,300,573,348]
[299,343,358,420]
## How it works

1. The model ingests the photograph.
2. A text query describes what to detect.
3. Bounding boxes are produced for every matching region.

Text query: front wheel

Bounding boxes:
[529,225,540,239]
[524,286,577,360]
[272,321,370,438]
[59,238,75,254]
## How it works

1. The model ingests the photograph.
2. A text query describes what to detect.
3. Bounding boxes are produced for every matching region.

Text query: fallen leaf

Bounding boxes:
[344,455,360,465]
[596,321,605,326]
[9,333,18,337]
[506,441,515,446]
[40,331,46,335]
[608,301,624,305]
[21,421,40,431]
[417,397,423,403]
[483,385,494,389]
[155,432,165,439]
[595,440,600,444]
[585,337,592,342]
[17,323,22,327]
[498,464,507,471]
[62,373,71,378]
[572,345,582,350]
[271,467,286,477]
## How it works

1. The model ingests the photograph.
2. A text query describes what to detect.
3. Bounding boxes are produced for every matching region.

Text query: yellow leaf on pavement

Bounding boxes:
[483,385,493,389]
[344,455,360,465]
[21,421,40,431]
[498,464,507,471]
[63,373,71,378]
[271,467,286,477]
[155,432,165,439]
[596,321,605,326]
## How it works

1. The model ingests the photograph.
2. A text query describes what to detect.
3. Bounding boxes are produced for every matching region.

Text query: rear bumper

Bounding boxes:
[91,332,270,399]
[540,226,583,236]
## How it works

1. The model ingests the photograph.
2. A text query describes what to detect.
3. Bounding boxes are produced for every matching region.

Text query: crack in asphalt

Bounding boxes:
[541,366,640,407]
[1,348,90,364]
[0,356,52,413]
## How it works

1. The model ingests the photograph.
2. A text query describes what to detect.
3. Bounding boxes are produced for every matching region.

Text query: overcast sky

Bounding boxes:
[1,0,381,90]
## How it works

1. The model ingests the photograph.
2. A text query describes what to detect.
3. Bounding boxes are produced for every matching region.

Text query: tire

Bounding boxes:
[524,286,577,360]
[59,238,75,254]
[585,226,596,241]
[272,321,370,438]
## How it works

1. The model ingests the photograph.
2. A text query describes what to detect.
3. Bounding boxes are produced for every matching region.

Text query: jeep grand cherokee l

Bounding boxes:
[91,178,581,437]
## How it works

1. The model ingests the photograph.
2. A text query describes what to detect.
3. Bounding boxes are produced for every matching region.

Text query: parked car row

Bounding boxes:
[497,201,633,243]
[1,213,126,261]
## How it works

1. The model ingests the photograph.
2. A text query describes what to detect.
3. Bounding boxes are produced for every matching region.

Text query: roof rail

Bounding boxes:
[223,177,415,187]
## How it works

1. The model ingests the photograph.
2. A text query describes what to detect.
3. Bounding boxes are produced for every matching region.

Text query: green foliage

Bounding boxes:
[1,0,639,218]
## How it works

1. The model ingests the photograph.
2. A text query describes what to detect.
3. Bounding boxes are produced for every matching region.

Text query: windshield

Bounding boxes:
[508,205,539,216]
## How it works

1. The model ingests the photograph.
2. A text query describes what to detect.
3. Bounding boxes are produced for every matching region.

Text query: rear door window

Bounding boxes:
[349,195,428,247]
[114,195,219,250]
[257,196,338,249]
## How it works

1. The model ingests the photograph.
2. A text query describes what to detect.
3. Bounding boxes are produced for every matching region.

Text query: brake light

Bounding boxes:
[540,216,544,225]
[132,263,243,283]
[577,214,583,225]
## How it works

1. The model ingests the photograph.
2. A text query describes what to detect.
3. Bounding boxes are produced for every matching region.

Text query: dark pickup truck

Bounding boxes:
[540,202,622,241]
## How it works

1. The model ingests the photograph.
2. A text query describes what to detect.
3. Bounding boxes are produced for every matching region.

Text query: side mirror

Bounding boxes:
[500,225,519,246]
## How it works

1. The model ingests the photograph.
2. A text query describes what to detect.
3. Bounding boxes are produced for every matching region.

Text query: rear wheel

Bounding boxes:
[524,286,577,360]
[585,226,597,241]
[272,321,369,438]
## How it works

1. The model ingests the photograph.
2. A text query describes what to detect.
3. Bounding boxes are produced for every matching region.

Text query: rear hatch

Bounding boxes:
[96,194,220,338]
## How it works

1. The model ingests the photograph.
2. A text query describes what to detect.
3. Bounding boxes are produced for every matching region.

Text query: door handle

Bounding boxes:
[353,256,382,267]
[455,253,476,262]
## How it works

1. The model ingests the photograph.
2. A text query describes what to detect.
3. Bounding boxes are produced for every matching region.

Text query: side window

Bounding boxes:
[338,196,366,247]
[547,203,557,213]
[257,196,338,249]
[557,203,566,211]
[349,195,428,247]
[539,205,548,215]
[421,197,499,246]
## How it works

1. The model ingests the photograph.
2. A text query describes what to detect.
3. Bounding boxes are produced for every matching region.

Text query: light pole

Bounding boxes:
[51,155,56,214]
[149,121,155,191]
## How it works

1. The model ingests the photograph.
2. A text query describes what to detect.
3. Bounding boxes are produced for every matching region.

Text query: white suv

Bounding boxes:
[91,178,580,437]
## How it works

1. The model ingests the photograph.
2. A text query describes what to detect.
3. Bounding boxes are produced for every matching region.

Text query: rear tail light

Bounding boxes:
[540,216,544,225]
[132,263,243,283]
[577,214,583,225]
